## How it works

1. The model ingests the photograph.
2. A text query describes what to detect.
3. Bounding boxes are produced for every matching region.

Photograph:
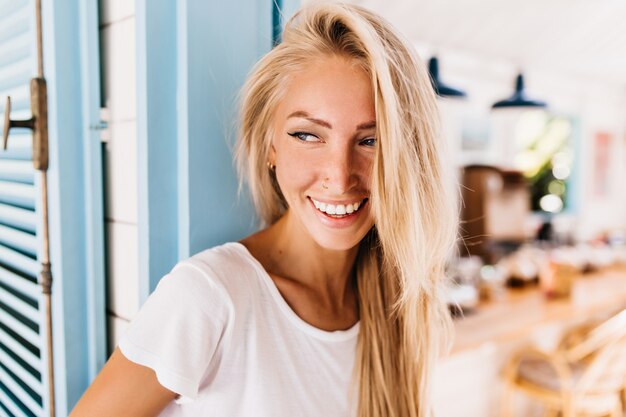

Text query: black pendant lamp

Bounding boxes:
[428,57,467,98]
[492,73,546,109]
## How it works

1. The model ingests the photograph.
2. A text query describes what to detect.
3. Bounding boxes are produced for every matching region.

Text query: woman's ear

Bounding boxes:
[269,143,277,166]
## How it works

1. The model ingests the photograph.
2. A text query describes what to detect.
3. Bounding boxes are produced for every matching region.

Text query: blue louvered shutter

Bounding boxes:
[0,0,51,416]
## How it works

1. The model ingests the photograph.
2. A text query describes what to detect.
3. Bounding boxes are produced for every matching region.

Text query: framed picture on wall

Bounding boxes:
[593,131,612,198]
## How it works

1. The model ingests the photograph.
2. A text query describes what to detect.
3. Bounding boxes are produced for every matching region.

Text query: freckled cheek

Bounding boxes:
[354,154,375,188]
[275,153,320,201]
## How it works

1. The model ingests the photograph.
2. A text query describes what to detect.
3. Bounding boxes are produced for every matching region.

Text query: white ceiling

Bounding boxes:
[319,0,626,87]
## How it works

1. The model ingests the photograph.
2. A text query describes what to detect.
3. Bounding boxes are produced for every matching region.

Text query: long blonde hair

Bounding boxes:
[236,3,458,417]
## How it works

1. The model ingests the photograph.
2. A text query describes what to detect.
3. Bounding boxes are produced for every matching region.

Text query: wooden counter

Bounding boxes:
[452,266,626,354]
[434,266,626,417]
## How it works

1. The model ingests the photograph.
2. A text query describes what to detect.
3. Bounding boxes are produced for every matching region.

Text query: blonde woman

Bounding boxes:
[71,3,457,417]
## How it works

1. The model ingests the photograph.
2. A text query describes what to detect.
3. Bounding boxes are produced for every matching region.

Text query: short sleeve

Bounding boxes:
[118,261,230,404]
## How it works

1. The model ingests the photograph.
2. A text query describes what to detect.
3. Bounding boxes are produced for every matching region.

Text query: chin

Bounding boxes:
[308,226,370,252]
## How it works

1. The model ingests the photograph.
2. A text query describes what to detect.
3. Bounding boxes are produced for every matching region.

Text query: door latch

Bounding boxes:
[2,77,49,171]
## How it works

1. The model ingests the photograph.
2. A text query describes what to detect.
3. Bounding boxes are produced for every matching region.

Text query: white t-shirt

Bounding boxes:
[118,242,359,417]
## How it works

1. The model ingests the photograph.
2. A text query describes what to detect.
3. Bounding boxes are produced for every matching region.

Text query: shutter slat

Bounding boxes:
[0,181,34,209]
[0,327,41,373]
[0,109,31,124]
[0,226,36,257]
[0,388,28,417]
[0,267,38,296]
[0,204,36,233]
[0,134,33,161]
[0,160,34,184]
[0,59,30,92]
[0,349,42,396]
[0,309,40,348]
[0,247,38,277]
[0,4,30,41]
[0,32,29,69]
[0,105,33,128]
[0,404,11,417]
[0,285,38,324]
[0,0,29,10]
[0,367,42,416]
[0,84,30,114]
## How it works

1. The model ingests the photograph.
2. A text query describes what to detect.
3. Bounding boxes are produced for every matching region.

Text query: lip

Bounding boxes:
[308,196,368,206]
[307,196,368,229]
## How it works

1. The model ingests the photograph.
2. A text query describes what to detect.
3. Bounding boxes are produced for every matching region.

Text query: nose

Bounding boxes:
[322,142,358,194]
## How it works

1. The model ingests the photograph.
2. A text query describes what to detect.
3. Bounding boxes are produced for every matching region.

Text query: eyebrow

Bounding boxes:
[287,111,376,131]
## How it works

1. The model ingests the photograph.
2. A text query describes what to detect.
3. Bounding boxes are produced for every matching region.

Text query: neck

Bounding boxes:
[258,211,359,309]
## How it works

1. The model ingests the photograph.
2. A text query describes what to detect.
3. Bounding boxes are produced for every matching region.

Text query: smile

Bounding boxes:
[309,197,368,218]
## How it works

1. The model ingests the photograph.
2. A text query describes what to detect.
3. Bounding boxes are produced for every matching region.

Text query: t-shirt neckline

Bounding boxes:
[229,241,360,342]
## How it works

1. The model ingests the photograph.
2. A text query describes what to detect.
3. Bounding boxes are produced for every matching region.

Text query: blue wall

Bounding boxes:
[136,0,299,298]
[175,0,272,261]
[136,0,180,303]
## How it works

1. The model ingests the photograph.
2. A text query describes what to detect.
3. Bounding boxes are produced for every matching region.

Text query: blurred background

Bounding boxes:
[0,0,624,416]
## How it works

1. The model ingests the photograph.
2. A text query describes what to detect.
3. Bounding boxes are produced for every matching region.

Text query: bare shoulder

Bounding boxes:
[70,347,178,417]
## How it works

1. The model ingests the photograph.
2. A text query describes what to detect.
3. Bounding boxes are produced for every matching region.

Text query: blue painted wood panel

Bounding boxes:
[137,0,300,297]
[42,0,105,414]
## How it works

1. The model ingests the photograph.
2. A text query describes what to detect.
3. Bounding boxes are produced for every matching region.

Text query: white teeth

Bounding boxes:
[310,198,365,216]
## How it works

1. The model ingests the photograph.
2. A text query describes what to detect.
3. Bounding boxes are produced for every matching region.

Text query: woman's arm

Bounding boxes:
[69,347,178,417]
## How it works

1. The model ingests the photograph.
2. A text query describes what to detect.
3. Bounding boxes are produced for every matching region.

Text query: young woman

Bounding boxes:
[71,3,457,417]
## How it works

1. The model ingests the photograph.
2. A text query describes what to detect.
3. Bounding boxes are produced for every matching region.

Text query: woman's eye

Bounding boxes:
[287,131,320,142]
[360,137,377,147]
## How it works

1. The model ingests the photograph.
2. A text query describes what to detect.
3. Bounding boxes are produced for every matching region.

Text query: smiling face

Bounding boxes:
[269,55,376,251]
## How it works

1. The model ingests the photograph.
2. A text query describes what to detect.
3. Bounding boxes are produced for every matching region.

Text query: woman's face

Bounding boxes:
[270,55,376,251]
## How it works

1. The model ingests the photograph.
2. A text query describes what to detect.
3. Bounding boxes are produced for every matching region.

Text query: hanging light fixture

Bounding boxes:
[428,57,467,98]
[492,73,547,109]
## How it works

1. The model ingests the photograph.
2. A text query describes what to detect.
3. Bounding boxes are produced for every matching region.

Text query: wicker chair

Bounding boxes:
[501,308,626,417]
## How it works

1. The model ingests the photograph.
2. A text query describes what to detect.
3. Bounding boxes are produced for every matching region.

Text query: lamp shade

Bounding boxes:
[492,74,547,109]
[428,57,467,98]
